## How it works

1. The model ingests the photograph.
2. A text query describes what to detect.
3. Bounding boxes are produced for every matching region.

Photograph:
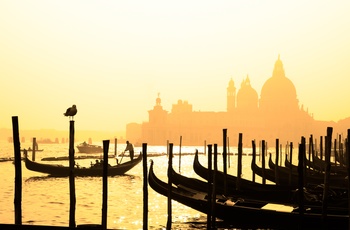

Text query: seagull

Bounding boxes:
[64,105,77,120]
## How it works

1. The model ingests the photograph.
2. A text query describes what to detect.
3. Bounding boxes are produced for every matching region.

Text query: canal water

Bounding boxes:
[0,140,268,229]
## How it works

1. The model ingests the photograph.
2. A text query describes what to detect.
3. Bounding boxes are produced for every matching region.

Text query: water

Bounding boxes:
[0,140,262,229]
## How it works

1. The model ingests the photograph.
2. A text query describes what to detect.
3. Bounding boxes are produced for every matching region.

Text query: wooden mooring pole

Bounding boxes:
[298,137,305,228]
[32,137,36,161]
[211,144,218,228]
[227,137,230,168]
[114,138,117,157]
[166,143,173,230]
[68,120,76,228]
[142,143,148,230]
[252,140,256,182]
[179,136,182,173]
[289,142,293,186]
[12,116,22,225]
[274,139,280,185]
[322,127,333,221]
[346,129,350,229]
[237,133,242,190]
[261,140,266,184]
[102,140,109,229]
[207,144,212,229]
[222,129,227,196]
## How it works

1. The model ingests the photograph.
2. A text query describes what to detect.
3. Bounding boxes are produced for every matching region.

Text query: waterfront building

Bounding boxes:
[126,56,348,147]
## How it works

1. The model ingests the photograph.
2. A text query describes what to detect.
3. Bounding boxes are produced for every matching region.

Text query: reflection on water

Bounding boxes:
[1,141,269,229]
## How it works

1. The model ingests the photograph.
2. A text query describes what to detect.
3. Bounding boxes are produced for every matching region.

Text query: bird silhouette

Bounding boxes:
[64,105,77,120]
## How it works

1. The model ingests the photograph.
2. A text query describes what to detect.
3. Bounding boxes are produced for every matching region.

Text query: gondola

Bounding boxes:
[265,153,348,188]
[173,162,350,207]
[183,151,348,207]
[149,160,349,229]
[284,153,347,176]
[24,152,142,177]
[192,150,297,192]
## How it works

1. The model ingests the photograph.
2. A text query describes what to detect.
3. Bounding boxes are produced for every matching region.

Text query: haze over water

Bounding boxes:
[1,1,350,135]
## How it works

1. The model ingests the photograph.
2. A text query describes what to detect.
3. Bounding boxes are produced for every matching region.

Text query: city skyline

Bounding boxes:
[1,1,350,133]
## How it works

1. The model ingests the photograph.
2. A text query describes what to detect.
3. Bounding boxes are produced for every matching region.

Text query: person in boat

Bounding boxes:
[124,141,134,160]
[93,159,100,167]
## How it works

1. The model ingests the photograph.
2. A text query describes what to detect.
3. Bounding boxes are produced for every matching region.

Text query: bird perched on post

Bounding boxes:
[64,105,77,120]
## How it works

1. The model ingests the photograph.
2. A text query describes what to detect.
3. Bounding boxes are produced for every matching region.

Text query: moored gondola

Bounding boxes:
[24,152,142,177]
[149,160,349,229]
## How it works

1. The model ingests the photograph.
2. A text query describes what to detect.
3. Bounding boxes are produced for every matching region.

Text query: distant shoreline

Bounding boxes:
[0,128,126,143]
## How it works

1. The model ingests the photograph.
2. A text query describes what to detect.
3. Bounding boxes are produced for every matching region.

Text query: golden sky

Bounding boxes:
[1,1,350,132]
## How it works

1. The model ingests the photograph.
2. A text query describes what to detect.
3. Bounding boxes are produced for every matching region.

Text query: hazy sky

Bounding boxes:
[1,1,350,132]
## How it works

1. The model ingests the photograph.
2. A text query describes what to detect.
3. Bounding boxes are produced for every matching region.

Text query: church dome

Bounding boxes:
[237,76,258,109]
[260,56,298,111]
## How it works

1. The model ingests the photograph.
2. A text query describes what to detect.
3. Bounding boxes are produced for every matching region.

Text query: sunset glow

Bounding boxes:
[1,1,350,133]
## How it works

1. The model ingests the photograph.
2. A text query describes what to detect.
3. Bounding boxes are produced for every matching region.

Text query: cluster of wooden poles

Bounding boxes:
[6,115,350,229]
[8,117,151,230]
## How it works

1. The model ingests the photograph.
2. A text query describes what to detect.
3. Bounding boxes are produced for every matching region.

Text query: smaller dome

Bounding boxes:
[237,76,258,109]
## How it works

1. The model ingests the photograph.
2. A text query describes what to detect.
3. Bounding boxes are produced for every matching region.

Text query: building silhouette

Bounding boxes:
[126,56,349,147]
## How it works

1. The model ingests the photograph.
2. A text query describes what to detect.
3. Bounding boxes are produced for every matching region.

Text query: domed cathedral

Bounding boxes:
[132,55,321,146]
[259,55,313,143]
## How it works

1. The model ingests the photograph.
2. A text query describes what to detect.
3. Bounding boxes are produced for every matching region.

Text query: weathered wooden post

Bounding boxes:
[179,136,182,173]
[114,138,117,157]
[142,143,148,230]
[309,135,314,170]
[237,133,243,190]
[322,127,333,221]
[346,129,350,229]
[222,129,227,196]
[320,136,323,160]
[289,142,293,186]
[12,116,22,225]
[166,143,173,230]
[252,140,256,182]
[227,136,230,168]
[102,140,109,229]
[298,137,305,228]
[212,144,218,227]
[261,140,266,184]
[69,120,76,228]
[207,144,212,229]
[333,138,337,167]
[275,139,280,185]
[32,137,36,161]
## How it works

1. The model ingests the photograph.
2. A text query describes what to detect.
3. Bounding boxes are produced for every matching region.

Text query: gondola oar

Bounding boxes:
[118,151,125,164]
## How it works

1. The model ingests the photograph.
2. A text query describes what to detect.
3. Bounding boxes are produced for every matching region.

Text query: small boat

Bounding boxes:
[76,142,103,153]
[148,160,349,229]
[24,153,142,177]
